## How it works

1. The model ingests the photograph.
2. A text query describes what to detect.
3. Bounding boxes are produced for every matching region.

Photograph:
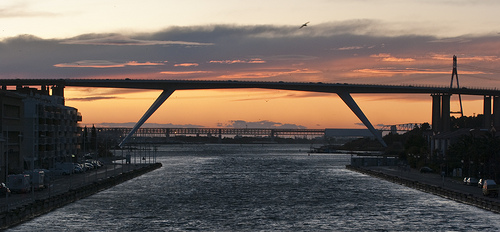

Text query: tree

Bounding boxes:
[403,125,431,168]
[447,131,500,179]
[91,124,97,152]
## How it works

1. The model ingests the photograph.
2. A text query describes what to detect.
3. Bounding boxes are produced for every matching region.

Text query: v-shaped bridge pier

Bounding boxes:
[119,87,387,148]
[118,89,175,147]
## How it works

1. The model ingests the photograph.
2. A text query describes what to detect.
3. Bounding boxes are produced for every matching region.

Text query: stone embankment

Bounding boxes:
[346,165,500,214]
[0,163,162,230]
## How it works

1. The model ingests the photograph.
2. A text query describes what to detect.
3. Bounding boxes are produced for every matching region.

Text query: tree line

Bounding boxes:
[344,115,500,179]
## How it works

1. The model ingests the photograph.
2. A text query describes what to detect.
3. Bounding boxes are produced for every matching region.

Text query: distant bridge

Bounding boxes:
[98,127,326,139]
[97,125,421,140]
[3,79,500,147]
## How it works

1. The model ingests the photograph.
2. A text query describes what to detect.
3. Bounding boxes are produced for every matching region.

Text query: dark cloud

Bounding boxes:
[60,34,213,46]
[65,87,158,99]
[54,60,166,68]
[95,122,203,128]
[66,96,118,102]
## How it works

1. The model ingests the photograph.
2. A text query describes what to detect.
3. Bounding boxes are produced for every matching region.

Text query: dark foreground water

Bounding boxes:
[8,144,500,231]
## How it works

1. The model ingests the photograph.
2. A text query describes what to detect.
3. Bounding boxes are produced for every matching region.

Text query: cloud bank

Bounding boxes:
[94,122,204,128]
[60,35,214,46]
[1,21,500,92]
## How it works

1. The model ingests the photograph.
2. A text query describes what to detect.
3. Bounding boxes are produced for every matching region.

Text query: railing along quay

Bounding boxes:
[346,165,500,214]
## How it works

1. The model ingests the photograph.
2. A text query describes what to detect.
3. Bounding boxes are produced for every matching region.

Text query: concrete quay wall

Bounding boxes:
[0,163,162,230]
[346,165,500,214]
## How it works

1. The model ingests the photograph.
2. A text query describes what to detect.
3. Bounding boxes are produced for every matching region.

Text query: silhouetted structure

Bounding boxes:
[0,87,81,182]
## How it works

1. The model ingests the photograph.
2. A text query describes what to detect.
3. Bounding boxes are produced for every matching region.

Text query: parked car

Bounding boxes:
[54,162,74,175]
[73,164,84,173]
[482,179,499,197]
[50,167,71,176]
[478,179,485,188]
[24,170,45,190]
[83,162,94,171]
[0,183,10,197]
[420,167,433,173]
[467,177,478,186]
[7,174,31,193]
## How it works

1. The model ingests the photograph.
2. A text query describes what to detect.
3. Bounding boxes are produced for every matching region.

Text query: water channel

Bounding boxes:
[8,144,500,231]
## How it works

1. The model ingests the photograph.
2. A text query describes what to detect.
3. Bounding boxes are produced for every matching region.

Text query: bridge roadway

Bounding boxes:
[3,79,500,95]
[4,79,500,147]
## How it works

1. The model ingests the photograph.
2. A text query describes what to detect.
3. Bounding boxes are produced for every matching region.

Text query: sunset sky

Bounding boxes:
[1,0,500,129]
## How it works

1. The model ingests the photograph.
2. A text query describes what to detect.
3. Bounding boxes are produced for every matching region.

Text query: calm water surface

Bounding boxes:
[8,144,500,231]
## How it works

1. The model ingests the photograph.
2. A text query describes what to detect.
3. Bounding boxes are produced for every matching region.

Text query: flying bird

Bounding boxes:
[299,21,309,29]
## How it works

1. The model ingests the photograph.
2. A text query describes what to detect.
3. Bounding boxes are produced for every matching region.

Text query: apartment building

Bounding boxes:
[0,87,81,182]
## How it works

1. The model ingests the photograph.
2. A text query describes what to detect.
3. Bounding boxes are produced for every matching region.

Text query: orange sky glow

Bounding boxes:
[2,1,500,129]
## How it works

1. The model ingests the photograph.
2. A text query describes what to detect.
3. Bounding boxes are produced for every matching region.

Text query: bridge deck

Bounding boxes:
[2,79,500,96]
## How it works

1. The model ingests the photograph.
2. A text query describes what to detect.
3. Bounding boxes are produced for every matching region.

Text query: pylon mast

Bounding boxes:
[450,55,464,117]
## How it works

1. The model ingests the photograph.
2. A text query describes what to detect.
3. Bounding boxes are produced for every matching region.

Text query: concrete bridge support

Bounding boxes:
[433,94,497,132]
[494,96,500,130]
[431,94,451,133]
[119,89,175,147]
[432,94,441,133]
[484,96,492,129]
[337,92,387,147]
[442,94,451,132]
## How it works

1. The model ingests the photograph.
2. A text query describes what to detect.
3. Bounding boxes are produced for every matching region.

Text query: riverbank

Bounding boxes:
[0,162,162,230]
[346,165,500,214]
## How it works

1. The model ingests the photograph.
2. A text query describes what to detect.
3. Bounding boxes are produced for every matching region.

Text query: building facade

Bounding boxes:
[0,87,81,182]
